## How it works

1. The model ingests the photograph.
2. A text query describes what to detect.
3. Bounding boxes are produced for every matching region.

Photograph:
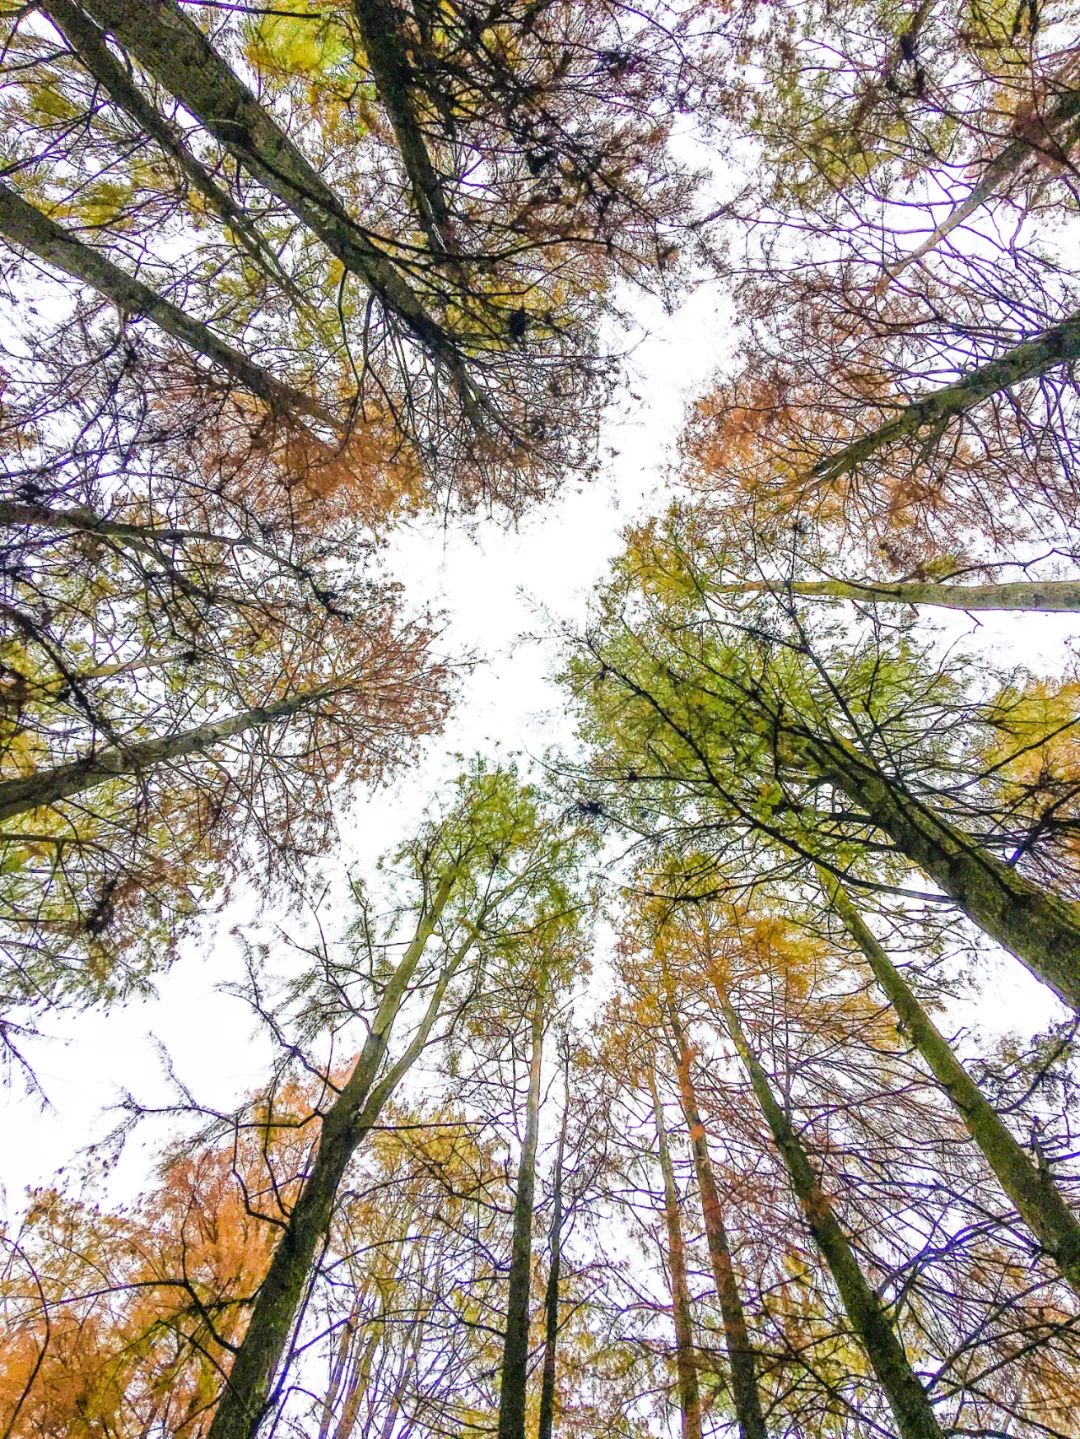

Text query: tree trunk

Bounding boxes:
[537,1049,569,1439]
[79,0,466,377]
[809,310,1080,486]
[882,76,1080,285]
[709,977,945,1439]
[0,682,348,824]
[498,987,545,1439]
[661,987,767,1439]
[648,1064,703,1439]
[350,0,453,255]
[793,727,1080,1013]
[0,181,334,428]
[206,874,462,1439]
[724,577,1080,612]
[38,0,313,314]
[821,868,1080,1297]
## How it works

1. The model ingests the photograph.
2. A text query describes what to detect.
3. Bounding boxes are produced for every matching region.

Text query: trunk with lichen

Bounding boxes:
[710,977,944,1439]
[821,869,1080,1297]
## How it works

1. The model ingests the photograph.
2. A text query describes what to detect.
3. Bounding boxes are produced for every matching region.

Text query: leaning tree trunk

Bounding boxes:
[207,875,463,1439]
[722,577,1080,613]
[882,74,1080,286]
[497,987,545,1439]
[537,1052,569,1439]
[0,682,349,825]
[351,0,453,256]
[662,986,767,1439]
[39,0,312,313]
[820,869,1080,1298]
[79,0,465,377]
[0,182,333,427]
[788,726,1080,1014]
[710,977,945,1439]
[648,1064,703,1439]
[809,309,1080,487]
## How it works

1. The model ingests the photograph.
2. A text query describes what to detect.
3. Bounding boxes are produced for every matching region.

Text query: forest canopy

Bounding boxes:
[2,3,1080,1438]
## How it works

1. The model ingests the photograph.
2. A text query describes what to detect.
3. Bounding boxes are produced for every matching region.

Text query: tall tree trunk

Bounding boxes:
[809,310,1080,486]
[722,577,1080,613]
[882,73,1080,285]
[647,1064,703,1439]
[820,868,1080,1297]
[498,988,545,1439]
[0,681,348,824]
[0,181,334,427]
[537,1046,569,1439]
[79,0,468,381]
[38,0,313,314]
[661,985,767,1439]
[791,727,1080,1013]
[709,977,944,1439]
[207,877,464,1439]
[350,0,453,255]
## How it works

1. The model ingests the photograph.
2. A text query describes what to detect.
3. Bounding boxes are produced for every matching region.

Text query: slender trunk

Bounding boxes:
[0,681,348,824]
[882,75,1080,286]
[647,1064,703,1439]
[0,181,334,428]
[498,988,545,1439]
[79,0,466,379]
[722,577,1080,613]
[661,985,766,1439]
[809,310,1080,486]
[318,1308,360,1439]
[791,727,1080,1013]
[206,875,462,1439]
[38,0,313,314]
[821,868,1080,1297]
[351,0,453,255]
[709,977,944,1439]
[331,1329,379,1439]
[537,1052,569,1439]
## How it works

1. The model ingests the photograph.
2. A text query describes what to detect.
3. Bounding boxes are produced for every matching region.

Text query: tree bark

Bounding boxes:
[497,987,545,1439]
[648,1064,703,1439]
[882,77,1080,285]
[0,181,334,427]
[820,868,1080,1298]
[791,727,1080,1013]
[0,681,349,824]
[709,977,944,1439]
[78,0,467,378]
[537,1049,569,1439]
[350,0,453,255]
[723,577,1080,612]
[207,874,462,1439]
[661,986,767,1439]
[809,310,1080,486]
[38,0,313,314]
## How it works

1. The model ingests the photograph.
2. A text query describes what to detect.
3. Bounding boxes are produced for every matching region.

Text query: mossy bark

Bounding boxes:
[821,869,1080,1298]
[727,578,1080,612]
[0,683,346,824]
[710,978,945,1439]
[795,730,1080,1013]
[811,310,1080,485]
[0,181,334,426]
[80,0,466,376]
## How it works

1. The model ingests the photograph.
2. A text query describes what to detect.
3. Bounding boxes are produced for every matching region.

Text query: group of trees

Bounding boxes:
[3,1,1080,1437]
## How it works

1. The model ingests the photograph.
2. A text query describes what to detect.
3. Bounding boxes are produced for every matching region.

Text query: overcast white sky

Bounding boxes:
[1,271,1073,1219]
